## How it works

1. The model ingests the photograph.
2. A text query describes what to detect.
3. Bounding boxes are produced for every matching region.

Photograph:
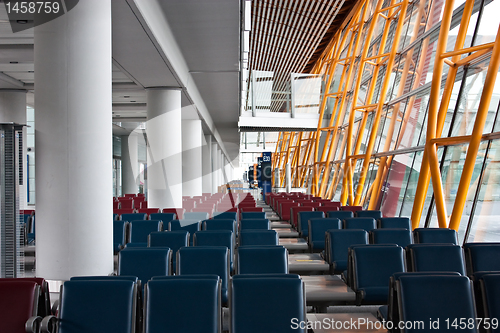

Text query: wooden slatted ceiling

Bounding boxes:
[249,0,357,112]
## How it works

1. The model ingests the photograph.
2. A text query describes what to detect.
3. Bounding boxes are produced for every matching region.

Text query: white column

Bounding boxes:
[121,133,138,195]
[211,142,218,193]
[146,88,182,209]
[202,135,212,194]
[182,120,203,197]
[0,90,27,209]
[219,150,226,185]
[35,0,113,280]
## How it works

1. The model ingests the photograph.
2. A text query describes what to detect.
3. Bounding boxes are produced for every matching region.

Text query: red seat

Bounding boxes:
[138,208,160,215]
[240,207,264,213]
[322,201,342,208]
[290,206,315,228]
[113,201,121,209]
[0,280,39,333]
[140,201,148,209]
[316,206,339,214]
[302,202,321,208]
[114,209,134,216]
[124,194,136,198]
[341,205,363,212]
[1,278,51,317]
[280,202,300,221]
[163,208,185,219]
[120,200,134,209]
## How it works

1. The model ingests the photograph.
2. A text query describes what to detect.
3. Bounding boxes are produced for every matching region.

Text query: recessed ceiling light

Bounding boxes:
[124,95,130,98]
[9,61,18,64]
[130,101,136,103]
[17,20,28,24]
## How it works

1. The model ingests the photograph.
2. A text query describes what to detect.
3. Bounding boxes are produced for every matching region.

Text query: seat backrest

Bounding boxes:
[280,202,300,221]
[328,211,354,219]
[194,230,234,271]
[463,242,500,275]
[397,275,477,333]
[341,206,363,212]
[203,219,237,234]
[121,213,147,222]
[144,278,220,333]
[57,280,136,333]
[113,220,128,252]
[326,229,369,273]
[184,212,210,220]
[407,244,466,275]
[0,280,39,333]
[213,211,238,220]
[355,210,382,219]
[162,208,185,219]
[308,218,342,251]
[240,207,264,213]
[129,220,163,244]
[413,228,458,245]
[378,217,411,229]
[479,273,500,328]
[231,277,306,333]
[316,206,339,214]
[177,246,229,304]
[297,211,324,237]
[120,200,134,209]
[149,213,176,223]
[239,230,279,246]
[352,245,405,304]
[344,218,377,231]
[169,220,202,245]
[118,248,171,288]
[370,228,413,248]
[240,218,270,230]
[290,206,315,229]
[237,246,288,274]
[149,231,189,252]
[240,211,266,220]
[138,208,160,215]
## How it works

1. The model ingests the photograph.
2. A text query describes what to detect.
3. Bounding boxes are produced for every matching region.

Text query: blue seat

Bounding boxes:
[413,228,458,244]
[169,219,201,245]
[463,242,500,275]
[240,218,270,230]
[344,217,377,231]
[407,244,466,275]
[144,278,220,333]
[381,272,461,325]
[177,246,230,305]
[479,273,500,332]
[113,220,129,253]
[241,211,266,219]
[397,275,477,333]
[213,211,237,220]
[327,211,354,219]
[183,212,209,220]
[351,245,405,305]
[148,231,189,273]
[237,246,288,274]
[128,220,163,246]
[325,229,369,273]
[231,277,306,333]
[308,218,342,252]
[121,213,147,222]
[149,213,176,223]
[118,248,172,290]
[355,210,382,219]
[370,228,412,248]
[239,230,279,246]
[203,219,237,234]
[378,217,411,229]
[194,230,234,271]
[43,280,137,333]
[297,211,324,237]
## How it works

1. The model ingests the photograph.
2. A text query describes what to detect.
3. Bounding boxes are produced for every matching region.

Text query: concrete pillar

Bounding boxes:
[0,90,27,209]
[182,120,202,197]
[35,0,113,279]
[146,88,182,209]
[211,142,218,193]
[121,133,138,195]
[202,135,212,193]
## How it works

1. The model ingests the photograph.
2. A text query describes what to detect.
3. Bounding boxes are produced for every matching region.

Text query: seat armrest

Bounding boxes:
[25,316,42,333]
[41,315,58,333]
[51,300,59,316]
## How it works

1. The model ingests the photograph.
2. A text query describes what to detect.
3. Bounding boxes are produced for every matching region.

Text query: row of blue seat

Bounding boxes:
[309,222,458,252]
[114,218,277,252]
[42,275,306,333]
[116,246,289,306]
